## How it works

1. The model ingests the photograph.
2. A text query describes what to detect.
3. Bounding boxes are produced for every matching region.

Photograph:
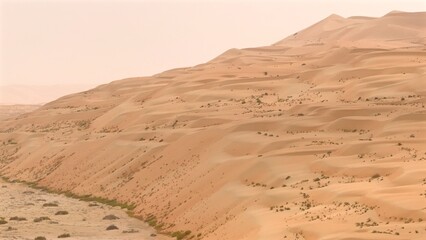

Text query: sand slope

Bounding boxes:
[1,11,426,240]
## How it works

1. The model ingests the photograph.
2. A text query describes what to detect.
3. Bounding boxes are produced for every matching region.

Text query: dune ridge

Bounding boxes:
[1,11,425,240]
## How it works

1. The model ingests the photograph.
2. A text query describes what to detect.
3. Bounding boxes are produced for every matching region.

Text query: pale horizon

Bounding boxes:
[1,0,425,103]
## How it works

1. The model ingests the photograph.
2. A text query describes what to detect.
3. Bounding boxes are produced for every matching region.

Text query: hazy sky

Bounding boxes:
[1,0,425,87]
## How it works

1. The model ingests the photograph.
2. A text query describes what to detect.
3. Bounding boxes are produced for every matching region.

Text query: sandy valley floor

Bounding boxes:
[0,179,168,240]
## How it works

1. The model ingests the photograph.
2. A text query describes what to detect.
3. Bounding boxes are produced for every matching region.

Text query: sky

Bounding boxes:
[1,0,426,88]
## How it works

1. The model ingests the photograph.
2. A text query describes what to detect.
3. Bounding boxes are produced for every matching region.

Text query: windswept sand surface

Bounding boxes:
[0,11,425,240]
[0,179,167,240]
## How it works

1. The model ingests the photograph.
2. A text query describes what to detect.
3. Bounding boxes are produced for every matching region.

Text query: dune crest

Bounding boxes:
[1,11,425,240]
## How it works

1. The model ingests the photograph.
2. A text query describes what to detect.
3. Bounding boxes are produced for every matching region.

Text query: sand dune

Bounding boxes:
[0,11,425,240]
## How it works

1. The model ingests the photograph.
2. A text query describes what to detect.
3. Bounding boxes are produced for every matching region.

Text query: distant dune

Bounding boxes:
[0,11,425,240]
[0,84,99,105]
[0,105,40,120]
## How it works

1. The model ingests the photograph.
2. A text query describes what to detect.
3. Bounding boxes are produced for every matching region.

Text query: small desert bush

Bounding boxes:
[43,202,58,207]
[106,224,119,230]
[55,211,69,215]
[171,230,192,240]
[371,174,380,179]
[10,216,27,221]
[33,216,50,222]
[58,233,71,238]
[103,214,119,220]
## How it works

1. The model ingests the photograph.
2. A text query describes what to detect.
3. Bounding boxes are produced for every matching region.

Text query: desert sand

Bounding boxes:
[0,179,167,240]
[0,11,425,240]
[0,105,40,120]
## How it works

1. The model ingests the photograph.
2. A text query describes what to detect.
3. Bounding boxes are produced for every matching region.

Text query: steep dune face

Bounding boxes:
[1,12,426,240]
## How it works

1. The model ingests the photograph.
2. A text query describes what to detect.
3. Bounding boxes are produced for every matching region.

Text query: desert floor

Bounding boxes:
[0,179,168,240]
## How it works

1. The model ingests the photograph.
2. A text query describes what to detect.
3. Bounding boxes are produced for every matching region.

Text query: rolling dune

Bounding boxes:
[1,11,425,240]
